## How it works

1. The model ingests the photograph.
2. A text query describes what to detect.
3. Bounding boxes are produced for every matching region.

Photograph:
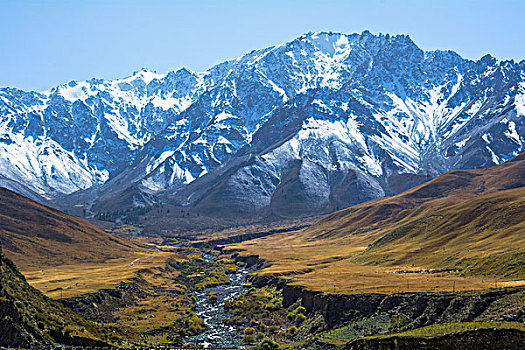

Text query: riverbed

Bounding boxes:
[186,253,251,347]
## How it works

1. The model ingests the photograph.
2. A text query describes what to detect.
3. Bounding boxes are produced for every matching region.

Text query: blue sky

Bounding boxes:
[1,0,524,91]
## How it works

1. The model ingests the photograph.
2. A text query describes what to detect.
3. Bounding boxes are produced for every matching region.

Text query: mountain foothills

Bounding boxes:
[1,31,525,226]
[229,153,525,293]
[0,240,146,348]
[0,187,146,269]
[0,152,524,348]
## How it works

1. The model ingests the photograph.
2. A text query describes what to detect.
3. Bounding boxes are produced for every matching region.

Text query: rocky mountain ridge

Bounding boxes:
[1,31,524,220]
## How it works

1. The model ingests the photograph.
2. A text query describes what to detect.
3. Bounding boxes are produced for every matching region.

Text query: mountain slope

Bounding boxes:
[303,152,525,240]
[85,31,525,222]
[0,242,142,348]
[227,153,525,293]
[160,48,525,217]
[1,31,525,222]
[0,187,146,269]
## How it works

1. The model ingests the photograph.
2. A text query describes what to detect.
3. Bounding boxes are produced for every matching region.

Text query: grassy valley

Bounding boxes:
[0,154,524,348]
[226,154,525,294]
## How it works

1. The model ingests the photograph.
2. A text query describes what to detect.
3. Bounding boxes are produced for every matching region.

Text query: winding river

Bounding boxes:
[186,253,251,347]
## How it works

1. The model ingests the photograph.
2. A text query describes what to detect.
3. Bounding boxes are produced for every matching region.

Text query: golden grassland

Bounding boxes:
[1,248,146,347]
[19,246,232,338]
[19,245,204,340]
[227,229,525,294]
[22,249,178,299]
[4,155,525,304]
[0,187,188,302]
[226,156,525,294]
[0,187,151,270]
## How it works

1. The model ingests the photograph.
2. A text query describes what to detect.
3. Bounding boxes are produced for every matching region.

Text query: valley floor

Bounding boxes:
[4,215,522,349]
[226,229,525,295]
[7,234,522,349]
[23,249,175,299]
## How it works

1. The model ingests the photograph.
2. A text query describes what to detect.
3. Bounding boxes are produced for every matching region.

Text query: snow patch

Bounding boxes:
[504,121,521,144]
[455,137,470,149]
[515,86,525,116]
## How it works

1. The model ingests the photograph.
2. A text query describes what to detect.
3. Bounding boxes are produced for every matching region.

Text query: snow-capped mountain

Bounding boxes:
[0,68,206,197]
[1,31,524,220]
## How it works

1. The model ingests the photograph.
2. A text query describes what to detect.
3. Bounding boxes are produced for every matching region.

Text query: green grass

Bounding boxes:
[0,247,145,347]
[356,321,525,341]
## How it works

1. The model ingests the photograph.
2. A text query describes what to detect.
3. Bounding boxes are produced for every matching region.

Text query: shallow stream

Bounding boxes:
[186,253,251,347]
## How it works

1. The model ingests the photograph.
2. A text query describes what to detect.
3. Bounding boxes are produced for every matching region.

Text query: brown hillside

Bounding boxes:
[304,152,525,240]
[0,187,147,269]
[227,153,525,294]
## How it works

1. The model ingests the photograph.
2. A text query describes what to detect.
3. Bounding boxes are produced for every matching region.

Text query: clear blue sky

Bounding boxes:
[1,0,524,91]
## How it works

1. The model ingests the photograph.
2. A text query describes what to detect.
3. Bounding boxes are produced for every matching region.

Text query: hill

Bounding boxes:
[0,186,146,270]
[0,242,142,348]
[227,153,525,293]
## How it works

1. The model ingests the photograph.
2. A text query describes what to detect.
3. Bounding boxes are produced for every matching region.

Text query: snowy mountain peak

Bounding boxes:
[479,53,497,65]
[129,68,165,84]
[0,31,524,220]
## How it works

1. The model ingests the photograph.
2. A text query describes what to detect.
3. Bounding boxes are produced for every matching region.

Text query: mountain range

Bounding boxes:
[1,31,524,226]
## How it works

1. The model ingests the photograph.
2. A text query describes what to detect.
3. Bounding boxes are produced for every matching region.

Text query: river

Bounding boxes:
[186,253,251,348]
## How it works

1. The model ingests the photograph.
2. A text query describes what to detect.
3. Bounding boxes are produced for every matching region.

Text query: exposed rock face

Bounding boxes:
[1,31,525,222]
[247,273,289,290]
[243,252,525,333]
[240,250,525,332]
[246,260,525,349]
[60,281,146,323]
[282,285,525,329]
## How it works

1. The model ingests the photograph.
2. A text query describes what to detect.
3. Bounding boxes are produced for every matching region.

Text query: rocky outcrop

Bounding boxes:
[346,328,525,350]
[60,281,146,323]
[232,253,265,268]
[247,273,289,289]
[235,250,525,332]
[282,283,525,329]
